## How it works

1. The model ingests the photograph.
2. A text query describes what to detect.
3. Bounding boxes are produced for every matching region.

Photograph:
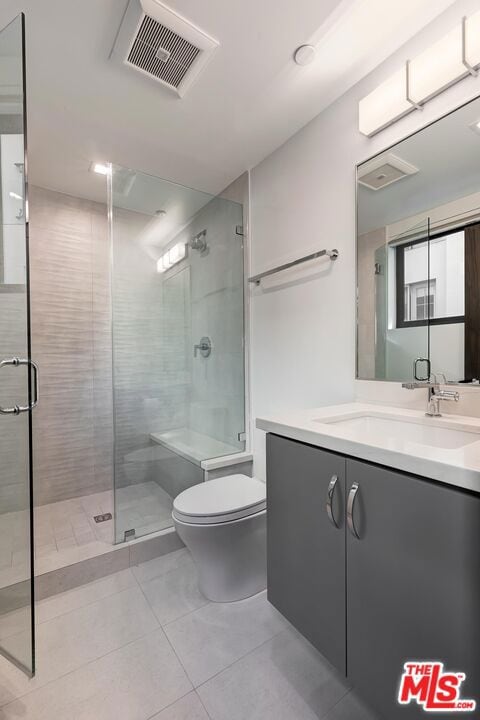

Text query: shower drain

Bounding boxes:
[93,513,112,523]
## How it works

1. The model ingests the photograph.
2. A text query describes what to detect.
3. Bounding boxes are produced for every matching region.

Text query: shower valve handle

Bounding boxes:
[194,337,212,358]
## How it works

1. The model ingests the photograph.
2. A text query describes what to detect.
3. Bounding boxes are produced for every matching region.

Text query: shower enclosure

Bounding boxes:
[0,14,34,675]
[108,165,247,543]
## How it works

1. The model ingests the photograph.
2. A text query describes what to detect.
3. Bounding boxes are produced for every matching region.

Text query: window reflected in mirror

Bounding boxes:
[357,94,480,385]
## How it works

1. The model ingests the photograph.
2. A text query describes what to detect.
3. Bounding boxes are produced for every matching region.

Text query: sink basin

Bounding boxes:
[317,414,480,450]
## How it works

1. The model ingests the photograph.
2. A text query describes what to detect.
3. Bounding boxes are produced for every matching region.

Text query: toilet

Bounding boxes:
[172,474,266,603]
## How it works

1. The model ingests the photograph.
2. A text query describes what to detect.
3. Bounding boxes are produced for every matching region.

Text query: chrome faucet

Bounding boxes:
[402,374,460,417]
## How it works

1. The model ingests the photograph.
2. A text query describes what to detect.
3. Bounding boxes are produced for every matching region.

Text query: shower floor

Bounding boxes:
[0,481,173,590]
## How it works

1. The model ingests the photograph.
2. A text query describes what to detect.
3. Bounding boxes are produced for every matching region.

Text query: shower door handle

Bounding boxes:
[0,357,39,414]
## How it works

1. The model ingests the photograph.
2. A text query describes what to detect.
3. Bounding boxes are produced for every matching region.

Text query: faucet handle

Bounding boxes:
[436,389,460,402]
[431,371,447,386]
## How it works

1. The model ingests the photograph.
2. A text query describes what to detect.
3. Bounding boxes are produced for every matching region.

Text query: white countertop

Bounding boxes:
[256,402,480,494]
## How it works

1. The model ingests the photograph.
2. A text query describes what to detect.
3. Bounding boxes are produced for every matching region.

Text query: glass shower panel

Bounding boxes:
[0,14,35,675]
[384,218,430,381]
[109,165,246,543]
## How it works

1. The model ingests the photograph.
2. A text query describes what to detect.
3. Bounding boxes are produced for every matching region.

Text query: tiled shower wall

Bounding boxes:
[25,177,247,509]
[110,206,191,492]
[111,190,246,492]
[29,186,113,507]
[27,187,191,508]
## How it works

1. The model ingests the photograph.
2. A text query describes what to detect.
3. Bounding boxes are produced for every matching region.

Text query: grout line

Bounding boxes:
[0,568,138,643]
[134,571,202,711]
[131,549,192,580]
[156,596,211,630]
[193,625,288,692]
[161,587,269,632]
[318,688,354,720]
[193,625,352,720]
[0,622,168,710]
[143,689,213,720]
[34,569,138,626]
[195,690,214,720]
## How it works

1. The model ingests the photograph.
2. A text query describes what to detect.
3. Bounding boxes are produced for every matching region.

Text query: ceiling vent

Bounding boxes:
[358,153,419,191]
[111,0,219,97]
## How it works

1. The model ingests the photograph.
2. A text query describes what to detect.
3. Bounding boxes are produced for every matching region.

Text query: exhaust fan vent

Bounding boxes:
[111,0,219,97]
[113,167,137,197]
[358,153,419,191]
[127,16,200,89]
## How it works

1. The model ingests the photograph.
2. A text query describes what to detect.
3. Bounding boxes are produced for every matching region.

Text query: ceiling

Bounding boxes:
[358,95,480,235]
[0,0,458,205]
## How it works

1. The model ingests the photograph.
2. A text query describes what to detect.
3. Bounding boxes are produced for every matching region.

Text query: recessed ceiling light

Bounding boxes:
[90,162,111,176]
[293,44,316,66]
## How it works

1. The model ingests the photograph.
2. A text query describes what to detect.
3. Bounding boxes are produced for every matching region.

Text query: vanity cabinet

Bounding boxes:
[266,434,480,720]
[266,433,346,673]
[347,458,480,719]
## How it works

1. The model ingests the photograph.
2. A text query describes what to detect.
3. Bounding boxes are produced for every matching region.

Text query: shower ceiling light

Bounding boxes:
[157,242,186,273]
[90,162,112,176]
[359,10,480,137]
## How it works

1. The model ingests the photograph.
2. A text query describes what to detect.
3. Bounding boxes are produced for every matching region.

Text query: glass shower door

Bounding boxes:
[109,165,246,543]
[0,14,35,675]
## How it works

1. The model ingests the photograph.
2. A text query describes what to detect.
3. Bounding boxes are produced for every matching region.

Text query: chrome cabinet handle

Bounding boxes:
[0,358,39,415]
[347,482,360,539]
[326,475,339,529]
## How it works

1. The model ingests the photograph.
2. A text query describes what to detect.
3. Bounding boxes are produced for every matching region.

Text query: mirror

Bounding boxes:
[356,94,480,384]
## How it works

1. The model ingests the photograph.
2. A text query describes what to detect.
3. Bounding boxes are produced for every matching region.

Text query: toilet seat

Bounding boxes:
[172,474,266,525]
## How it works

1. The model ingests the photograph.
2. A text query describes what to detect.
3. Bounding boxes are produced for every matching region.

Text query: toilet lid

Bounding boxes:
[172,474,266,525]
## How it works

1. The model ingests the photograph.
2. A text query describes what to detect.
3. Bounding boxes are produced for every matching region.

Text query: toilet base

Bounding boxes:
[173,510,266,603]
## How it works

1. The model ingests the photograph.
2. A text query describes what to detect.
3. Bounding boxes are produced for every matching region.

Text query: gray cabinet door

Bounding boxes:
[347,458,480,720]
[266,433,346,673]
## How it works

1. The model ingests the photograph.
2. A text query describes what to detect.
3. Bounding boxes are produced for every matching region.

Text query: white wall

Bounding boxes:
[250,0,480,479]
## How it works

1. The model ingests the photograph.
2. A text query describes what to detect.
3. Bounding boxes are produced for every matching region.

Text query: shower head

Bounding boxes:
[189,229,207,253]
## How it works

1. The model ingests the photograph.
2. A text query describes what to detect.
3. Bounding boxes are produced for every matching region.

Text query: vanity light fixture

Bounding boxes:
[90,162,112,176]
[157,241,187,273]
[359,9,480,137]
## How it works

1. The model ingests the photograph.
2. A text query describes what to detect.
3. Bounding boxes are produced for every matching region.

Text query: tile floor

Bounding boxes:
[0,548,378,720]
[0,482,174,589]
